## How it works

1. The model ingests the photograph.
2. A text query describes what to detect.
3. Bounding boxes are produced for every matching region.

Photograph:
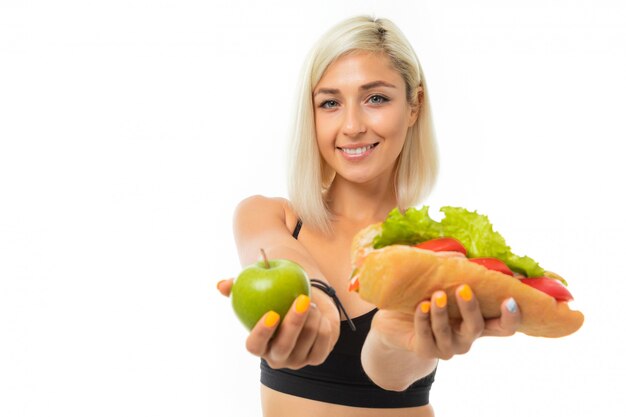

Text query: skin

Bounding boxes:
[217,51,521,417]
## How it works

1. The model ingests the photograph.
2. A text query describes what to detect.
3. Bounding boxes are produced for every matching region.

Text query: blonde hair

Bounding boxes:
[287,16,438,234]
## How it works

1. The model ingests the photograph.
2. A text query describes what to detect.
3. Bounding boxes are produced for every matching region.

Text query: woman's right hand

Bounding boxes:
[217,279,340,369]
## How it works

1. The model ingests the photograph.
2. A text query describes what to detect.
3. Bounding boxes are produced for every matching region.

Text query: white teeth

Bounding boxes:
[341,144,374,155]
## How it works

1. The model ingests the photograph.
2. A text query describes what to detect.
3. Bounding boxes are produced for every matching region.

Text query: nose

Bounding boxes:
[342,102,366,137]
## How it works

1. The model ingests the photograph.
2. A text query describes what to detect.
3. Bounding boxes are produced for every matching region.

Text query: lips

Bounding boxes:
[337,142,379,156]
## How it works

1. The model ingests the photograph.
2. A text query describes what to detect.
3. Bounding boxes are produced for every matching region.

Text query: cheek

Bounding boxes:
[314,114,337,147]
[370,107,410,139]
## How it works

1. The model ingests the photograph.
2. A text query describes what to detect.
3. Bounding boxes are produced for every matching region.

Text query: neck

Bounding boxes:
[325,174,397,225]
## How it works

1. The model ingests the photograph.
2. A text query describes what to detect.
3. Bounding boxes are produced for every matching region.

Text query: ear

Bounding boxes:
[408,86,424,127]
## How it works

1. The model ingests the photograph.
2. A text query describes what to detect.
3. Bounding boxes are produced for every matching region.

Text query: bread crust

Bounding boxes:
[351,223,584,338]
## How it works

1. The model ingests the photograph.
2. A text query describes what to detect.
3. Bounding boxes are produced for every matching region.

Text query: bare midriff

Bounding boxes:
[260,385,435,417]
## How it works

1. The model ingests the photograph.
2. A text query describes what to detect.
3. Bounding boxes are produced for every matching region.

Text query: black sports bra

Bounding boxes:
[258,219,436,408]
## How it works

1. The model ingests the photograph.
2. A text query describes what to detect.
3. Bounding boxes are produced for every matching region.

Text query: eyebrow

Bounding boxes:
[361,80,397,90]
[313,80,397,97]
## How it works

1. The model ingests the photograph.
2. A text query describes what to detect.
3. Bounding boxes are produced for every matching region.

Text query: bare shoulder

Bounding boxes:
[233,195,296,227]
[232,195,300,265]
[234,194,287,213]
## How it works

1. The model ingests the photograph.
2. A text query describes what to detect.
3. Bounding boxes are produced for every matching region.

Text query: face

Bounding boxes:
[313,51,419,186]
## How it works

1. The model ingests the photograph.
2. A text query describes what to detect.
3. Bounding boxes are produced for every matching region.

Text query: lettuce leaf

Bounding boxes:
[373,206,545,277]
[372,206,443,248]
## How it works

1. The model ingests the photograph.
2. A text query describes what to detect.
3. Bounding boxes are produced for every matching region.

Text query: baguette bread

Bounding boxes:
[350,223,584,338]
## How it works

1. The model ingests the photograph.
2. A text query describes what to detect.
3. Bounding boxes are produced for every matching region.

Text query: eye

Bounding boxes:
[368,94,389,105]
[320,100,339,109]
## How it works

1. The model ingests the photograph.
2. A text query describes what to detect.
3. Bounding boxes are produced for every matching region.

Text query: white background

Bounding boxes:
[1,1,625,416]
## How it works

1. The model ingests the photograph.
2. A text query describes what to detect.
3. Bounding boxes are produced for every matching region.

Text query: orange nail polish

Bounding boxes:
[420,301,431,314]
[295,295,310,314]
[216,279,225,290]
[459,285,473,302]
[264,311,280,328]
[349,276,360,292]
[435,292,447,308]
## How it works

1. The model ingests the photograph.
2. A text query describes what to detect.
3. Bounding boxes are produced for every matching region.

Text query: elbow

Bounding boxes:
[368,376,412,392]
[377,382,412,393]
[363,359,439,392]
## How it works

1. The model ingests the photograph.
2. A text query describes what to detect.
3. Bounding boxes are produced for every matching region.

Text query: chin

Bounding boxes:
[340,162,396,183]
[339,171,383,185]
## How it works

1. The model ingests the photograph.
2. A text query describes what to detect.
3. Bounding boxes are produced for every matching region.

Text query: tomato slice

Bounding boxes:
[521,277,574,302]
[468,258,514,276]
[414,237,467,255]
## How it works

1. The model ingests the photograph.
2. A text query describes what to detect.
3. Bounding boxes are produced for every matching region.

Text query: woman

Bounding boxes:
[217,16,521,417]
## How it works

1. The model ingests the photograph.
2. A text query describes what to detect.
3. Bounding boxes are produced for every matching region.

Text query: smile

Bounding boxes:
[338,143,379,156]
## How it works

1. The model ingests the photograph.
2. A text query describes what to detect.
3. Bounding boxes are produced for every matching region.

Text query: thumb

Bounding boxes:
[216,278,234,297]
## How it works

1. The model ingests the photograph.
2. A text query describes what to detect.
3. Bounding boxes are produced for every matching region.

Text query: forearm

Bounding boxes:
[258,244,326,281]
[361,328,438,392]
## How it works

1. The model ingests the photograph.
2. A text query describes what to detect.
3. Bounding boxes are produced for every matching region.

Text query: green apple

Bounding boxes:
[231,250,310,330]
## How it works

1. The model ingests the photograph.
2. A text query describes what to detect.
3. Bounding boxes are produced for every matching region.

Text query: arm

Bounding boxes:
[362,322,438,391]
[229,195,340,369]
[362,286,522,391]
[233,195,324,276]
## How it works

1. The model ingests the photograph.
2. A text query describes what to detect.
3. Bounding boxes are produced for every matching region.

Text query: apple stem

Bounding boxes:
[260,248,270,269]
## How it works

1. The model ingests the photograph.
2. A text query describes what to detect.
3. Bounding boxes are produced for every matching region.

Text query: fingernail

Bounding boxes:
[349,276,360,292]
[459,284,473,302]
[435,291,447,308]
[506,298,518,313]
[216,279,225,290]
[295,294,310,314]
[264,311,280,328]
[420,301,431,314]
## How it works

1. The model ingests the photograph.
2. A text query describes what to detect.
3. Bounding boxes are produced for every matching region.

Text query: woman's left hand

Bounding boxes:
[371,284,522,360]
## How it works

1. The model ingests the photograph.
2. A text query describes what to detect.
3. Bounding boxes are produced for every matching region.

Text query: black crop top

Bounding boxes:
[259,219,436,408]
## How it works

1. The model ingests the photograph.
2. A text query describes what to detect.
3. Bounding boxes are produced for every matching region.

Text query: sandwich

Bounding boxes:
[349,206,584,338]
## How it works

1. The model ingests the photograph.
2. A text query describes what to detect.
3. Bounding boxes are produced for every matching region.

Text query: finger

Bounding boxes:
[246,310,280,357]
[265,295,311,364]
[288,303,322,365]
[430,291,454,358]
[216,278,234,297]
[455,284,485,343]
[483,297,521,337]
[498,297,522,335]
[305,314,333,366]
[413,301,435,350]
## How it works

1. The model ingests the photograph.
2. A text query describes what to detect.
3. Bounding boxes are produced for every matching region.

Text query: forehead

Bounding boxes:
[315,51,404,90]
